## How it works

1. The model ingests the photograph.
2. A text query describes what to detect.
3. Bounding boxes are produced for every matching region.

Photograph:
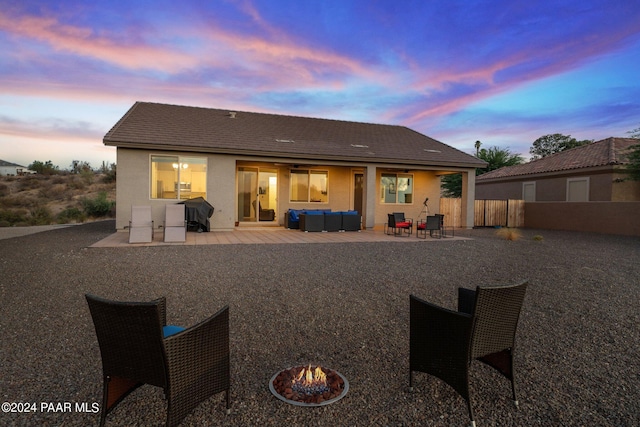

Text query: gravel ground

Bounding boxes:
[1,220,638,427]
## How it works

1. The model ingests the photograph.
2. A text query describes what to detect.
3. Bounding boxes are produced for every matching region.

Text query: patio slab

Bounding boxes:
[90,227,469,247]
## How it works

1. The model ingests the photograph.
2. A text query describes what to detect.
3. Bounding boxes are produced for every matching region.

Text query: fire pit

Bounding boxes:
[269,364,349,406]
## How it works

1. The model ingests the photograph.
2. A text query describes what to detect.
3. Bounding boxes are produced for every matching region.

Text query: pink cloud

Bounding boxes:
[0,11,197,73]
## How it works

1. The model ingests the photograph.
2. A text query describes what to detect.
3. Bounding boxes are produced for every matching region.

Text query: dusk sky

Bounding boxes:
[2,0,640,170]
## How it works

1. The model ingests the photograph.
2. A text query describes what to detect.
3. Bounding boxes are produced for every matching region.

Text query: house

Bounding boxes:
[0,160,36,176]
[104,102,486,231]
[475,137,640,236]
[476,137,640,202]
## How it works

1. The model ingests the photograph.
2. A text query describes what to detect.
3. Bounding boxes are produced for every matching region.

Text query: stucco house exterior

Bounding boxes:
[475,137,639,202]
[104,102,486,231]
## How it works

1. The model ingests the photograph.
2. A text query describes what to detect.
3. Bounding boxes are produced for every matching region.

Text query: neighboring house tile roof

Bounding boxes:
[477,137,638,181]
[0,160,25,167]
[104,102,486,168]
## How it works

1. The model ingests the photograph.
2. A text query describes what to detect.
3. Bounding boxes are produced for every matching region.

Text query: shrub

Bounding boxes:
[533,235,544,241]
[0,220,10,227]
[0,183,8,197]
[496,227,522,241]
[81,192,115,217]
[56,207,86,224]
[29,206,53,225]
[0,209,28,225]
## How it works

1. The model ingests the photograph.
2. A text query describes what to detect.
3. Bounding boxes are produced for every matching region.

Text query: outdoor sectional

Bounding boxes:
[285,209,361,232]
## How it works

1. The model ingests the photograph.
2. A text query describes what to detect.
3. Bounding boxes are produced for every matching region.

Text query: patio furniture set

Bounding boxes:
[85,281,527,427]
[385,212,454,238]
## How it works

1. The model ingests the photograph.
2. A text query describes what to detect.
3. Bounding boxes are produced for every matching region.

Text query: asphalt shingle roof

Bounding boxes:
[477,137,638,181]
[104,102,486,168]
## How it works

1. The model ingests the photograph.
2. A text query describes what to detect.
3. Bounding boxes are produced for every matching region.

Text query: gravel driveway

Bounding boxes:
[1,220,638,426]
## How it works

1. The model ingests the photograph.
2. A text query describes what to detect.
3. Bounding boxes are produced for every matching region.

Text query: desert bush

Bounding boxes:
[0,195,37,209]
[0,220,10,227]
[80,169,94,185]
[533,235,544,241]
[17,176,42,191]
[496,227,522,241]
[56,207,86,224]
[81,192,115,217]
[0,183,8,197]
[67,177,87,190]
[0,209,28,226]
[39,184,67,200]
[29,206,53,225]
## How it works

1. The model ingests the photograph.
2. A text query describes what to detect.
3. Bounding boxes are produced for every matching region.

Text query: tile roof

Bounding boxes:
[477,137,639,181]
[104,102,486,168]
[0,160,25,167]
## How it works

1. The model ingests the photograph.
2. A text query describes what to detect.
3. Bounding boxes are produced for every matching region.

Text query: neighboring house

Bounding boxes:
[476,137,640,202]
[0,160,36,176]
[475,137,640,236]
[104,102,486,231]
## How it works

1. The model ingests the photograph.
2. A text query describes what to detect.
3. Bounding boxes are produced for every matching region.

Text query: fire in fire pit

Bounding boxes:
[269,365,349,406]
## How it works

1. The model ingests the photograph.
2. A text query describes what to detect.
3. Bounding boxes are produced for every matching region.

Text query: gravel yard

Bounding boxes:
[1,220,638,426]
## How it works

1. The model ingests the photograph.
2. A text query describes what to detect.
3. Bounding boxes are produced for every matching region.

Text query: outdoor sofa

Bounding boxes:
[285,209,361,232]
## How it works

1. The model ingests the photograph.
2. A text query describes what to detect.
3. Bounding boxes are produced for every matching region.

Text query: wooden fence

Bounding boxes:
[439,198,525,228]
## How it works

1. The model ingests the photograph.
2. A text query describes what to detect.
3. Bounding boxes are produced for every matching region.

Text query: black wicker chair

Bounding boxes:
[416,215,441,238]
[385,212,413,236]
[409,281,527,427]
[85,294,230,427]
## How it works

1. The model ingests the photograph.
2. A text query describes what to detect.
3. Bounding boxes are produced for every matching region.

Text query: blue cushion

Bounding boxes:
[303,210,323,215]
[163,325,186,338]
[288,209,300,221]
[325,211,341,216]
[342,210,359,215]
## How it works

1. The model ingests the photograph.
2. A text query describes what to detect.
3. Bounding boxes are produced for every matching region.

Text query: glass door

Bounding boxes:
[237,167,278,223]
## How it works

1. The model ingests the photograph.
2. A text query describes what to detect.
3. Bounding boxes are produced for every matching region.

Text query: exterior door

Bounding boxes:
[354,173,364,225]
[237,167,277,223]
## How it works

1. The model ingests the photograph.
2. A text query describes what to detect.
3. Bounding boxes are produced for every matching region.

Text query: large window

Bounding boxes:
[290,170,328,203]
[151,155,207,199]
[381,173,413,204]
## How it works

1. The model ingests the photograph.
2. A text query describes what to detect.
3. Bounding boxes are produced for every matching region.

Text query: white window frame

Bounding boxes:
[522,181,536,202]
[566,177,589,202]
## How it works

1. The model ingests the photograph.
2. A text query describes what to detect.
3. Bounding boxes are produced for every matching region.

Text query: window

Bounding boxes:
[381,173,413,204]
[567,177,589,202]
[290,170,328,203]
[523,182,536,202]
[151,155,207,199]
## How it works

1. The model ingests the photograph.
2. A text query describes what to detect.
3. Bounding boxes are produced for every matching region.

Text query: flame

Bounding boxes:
[293,364,327,387]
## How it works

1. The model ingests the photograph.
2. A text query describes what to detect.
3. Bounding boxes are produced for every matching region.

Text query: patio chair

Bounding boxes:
[163,204,186,242]
[128,205,153,243]
[85,294,230,427]
[409,281,528,427]
[435,213,454,238]
[385,212,413,236]
[416,215,441,239]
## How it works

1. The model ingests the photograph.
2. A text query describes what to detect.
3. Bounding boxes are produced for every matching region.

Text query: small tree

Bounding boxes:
[441,145,524,197]
[28,160,59,175]
[626,126,640,181]
[529,134,592,160]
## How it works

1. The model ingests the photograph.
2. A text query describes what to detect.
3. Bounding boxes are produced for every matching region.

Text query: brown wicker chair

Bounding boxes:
[416,215,441,239]
[409,281,527,427]
[85,294,230,427]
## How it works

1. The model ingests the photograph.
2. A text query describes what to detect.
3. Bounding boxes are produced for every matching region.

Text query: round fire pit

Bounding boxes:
[269,364,349,407]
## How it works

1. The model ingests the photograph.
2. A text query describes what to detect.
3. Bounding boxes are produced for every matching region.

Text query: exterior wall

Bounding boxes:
[372,170,442,228]
[115,148,237,230]
[525,202,640,236]
[477,169,640,202]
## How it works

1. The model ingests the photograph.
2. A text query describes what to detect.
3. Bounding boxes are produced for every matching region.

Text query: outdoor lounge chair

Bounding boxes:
[385,212,413,236]
[163,204,186,242]
[416,215,441,238]
[85,294,230,427]
[128,205,153,243]
[435,213,454,238]
[409,281,528,427]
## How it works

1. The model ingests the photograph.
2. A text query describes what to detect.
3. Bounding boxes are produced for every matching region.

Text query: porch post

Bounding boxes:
[461,170,476,229]
[365,165,377,229]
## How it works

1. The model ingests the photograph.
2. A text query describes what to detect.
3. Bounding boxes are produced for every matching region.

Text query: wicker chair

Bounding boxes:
[385,212,413,236]
[85,294,230,427]
[416,215,441,239]
[409,281,527,427]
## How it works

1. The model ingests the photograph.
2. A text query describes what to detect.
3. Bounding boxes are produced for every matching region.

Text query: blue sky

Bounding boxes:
[1,0,639,169]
